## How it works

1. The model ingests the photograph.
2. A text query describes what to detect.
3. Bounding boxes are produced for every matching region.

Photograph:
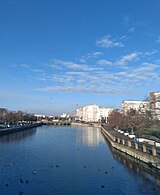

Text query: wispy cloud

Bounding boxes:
[87,51,103,58]
[96,35,124,48]
[36,58,160,95]
[144,50,158,56]
[50,59,102,71]
[116,52,139,66]
[97,59,113,66]
[20,64,30,69]
[32,69,45,73]
[128,27,135,33]
[79,51,103,63]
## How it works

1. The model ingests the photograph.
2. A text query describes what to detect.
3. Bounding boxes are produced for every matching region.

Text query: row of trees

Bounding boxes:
[107,109,159,136]
[0,109,37,123]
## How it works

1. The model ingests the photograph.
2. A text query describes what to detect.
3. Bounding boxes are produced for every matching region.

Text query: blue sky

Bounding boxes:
[0,0,160,115]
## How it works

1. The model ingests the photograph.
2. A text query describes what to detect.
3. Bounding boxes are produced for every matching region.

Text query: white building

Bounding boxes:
[82,104,99,122]
[98,108,113,122]
[76,104,113,122]
[122,100,149,113]
[60,113,67,118]
[34,114,46,118]
[150,92,160,119]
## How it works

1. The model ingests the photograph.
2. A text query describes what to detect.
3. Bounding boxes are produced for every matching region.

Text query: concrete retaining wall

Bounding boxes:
[101,126,160,169]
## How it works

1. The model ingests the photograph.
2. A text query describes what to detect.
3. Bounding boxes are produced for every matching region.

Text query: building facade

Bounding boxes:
[150,92,160,119]
[98,107,113,122]
[76,104,113,122]
[122,100,149,113]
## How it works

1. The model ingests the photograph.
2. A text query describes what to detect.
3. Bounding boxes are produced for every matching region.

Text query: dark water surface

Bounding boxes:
[0,125,160,195]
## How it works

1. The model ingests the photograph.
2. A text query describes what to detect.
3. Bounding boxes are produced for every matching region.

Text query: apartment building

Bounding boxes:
[122,100,149,113]
[76,104,113,122]
[98,107,113,122]
[150,92,160,119]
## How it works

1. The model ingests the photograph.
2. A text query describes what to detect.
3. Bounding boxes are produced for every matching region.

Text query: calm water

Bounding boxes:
[0,125,160,195]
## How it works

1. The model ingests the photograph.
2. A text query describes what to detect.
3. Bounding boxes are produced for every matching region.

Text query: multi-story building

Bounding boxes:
[150,92,160,120]
[82,104,99,122]
[76,104,113,122]
[98,108,113,122]
[122,100,149,114]
[76,107,84,121]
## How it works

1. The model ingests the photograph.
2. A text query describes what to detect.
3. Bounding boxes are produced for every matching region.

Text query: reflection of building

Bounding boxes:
[76,105,113,122]
[76,126,104,147]
[122,101,149,113]
[150,92,160,120]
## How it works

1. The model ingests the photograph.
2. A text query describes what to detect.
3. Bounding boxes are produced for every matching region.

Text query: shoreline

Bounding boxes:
[71,122,101,128]
[0,123,43,136]
[101,126,160,172]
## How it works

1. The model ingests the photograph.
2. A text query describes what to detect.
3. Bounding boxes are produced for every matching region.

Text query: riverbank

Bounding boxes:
[0,123,43,136]
[101,125,160,171]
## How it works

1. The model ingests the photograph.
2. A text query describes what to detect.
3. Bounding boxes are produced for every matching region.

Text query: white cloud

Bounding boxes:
[50,59,102,71]
[116,52,139,66]
[36,61,160,95]
[97,59,113,66]
[119,35,127,40]
[20,64,30,68]
[128,27,135,33]
[96,35,124,48]
[32,69,45,73]
[79,51,103,63]
[34,51,160,96]
[37,85,116,94]
[143,50,158,56]
[87,51,103,58]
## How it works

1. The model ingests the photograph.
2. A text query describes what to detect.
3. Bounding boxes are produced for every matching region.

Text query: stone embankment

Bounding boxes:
[101,125,160,170]
[0,123,42,136]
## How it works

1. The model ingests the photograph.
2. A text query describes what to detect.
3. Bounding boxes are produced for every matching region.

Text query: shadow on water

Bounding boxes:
[0,128,37,143]
[103,136,160,188]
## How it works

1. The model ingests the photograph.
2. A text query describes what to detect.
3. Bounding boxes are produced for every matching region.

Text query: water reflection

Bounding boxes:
[1,126,160,195]
[108,140,160,189]
[76,126,104,147]
[0,128,37,143]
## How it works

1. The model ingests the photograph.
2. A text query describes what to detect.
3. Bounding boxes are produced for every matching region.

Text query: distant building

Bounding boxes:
[122,100,149,113]
[34,114,46,118]
[0,108,8,116]
[76,107,84,121]
[76,104,113,122]
[150,92,160,120]
[60,113,67,118]
[34,114,46,121]
[98,107,113,122]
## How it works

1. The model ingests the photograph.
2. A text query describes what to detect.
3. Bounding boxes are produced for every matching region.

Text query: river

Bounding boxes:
[0,125,160,195]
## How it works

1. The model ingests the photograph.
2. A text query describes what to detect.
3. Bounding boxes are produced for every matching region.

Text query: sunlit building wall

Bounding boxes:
[122,100,149,113]
[150,92,160,120]
[97,108,113,122]
[76,105,113,122]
